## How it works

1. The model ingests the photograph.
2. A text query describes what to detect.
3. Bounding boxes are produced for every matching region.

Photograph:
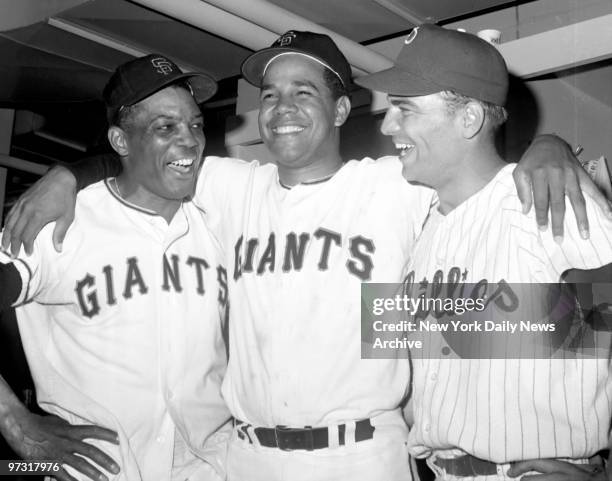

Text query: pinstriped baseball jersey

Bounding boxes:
[194,155,434,427]
[1,179,230,481]
[404,164,612,465]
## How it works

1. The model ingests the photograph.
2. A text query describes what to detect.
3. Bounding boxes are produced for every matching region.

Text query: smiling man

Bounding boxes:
[0,32,609,481]
[0,55,230,481]
[255,51,351,185]
[356,23,612,481]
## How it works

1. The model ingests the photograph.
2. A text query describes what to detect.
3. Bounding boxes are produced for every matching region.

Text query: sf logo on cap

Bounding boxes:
[277,31,297,47]
[151,57,174,75]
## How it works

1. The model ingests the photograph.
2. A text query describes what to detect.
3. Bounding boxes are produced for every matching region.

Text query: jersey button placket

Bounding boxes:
[275,206,291,413]
[158,241,173,412]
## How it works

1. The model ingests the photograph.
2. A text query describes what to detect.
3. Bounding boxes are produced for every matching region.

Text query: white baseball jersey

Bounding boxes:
[194,155,434,427]
[404,164,612,465]
[1,179,230,480]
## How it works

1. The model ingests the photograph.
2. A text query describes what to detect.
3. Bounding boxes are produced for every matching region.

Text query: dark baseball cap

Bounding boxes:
[355,24,508,106]
[241,30,352,89]
[103,53,218,123]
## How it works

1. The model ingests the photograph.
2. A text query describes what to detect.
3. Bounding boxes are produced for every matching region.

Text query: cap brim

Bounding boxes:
[184,72,218,103]
[355,66,442,97]
[242,47,326,87]
[126,72,218,108]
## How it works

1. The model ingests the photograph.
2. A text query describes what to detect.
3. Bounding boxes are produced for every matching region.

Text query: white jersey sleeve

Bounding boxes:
[195,156,259,211]
[193,156,258,239]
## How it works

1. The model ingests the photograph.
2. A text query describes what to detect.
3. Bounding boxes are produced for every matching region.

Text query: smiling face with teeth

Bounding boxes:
[258,55,350,185]
[108,85,205,221]
[381,93,462,188]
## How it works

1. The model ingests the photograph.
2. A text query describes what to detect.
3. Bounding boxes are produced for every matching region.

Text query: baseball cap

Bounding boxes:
[355,24,508,106]
[241,30,352,89]
[103,53,218,123]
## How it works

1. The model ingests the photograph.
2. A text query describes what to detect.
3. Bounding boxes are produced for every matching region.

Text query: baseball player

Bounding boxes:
[356,24,612,480]
[0,55,230,481]
[1,32,608,481]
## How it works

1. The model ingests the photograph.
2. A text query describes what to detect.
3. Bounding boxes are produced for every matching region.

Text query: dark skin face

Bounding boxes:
[108,86,205,222]
[257,54,350,186]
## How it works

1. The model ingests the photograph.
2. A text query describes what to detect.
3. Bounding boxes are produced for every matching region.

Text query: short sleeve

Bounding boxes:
[193,156,258,239]
[194,156,255,211]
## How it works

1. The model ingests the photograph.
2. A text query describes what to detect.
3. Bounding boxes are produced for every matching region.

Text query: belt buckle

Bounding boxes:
[274,426,315,451]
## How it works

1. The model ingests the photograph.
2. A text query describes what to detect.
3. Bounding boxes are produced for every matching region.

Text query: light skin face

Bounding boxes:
[108,85,205,222]
[381,92,505,213]
[258,54,351,186]
[381,93,462,188]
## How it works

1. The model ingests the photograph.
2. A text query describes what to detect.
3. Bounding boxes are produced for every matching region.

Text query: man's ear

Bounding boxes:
[334,95,351,127]
[461,101,485,139]
[107,126,129,157]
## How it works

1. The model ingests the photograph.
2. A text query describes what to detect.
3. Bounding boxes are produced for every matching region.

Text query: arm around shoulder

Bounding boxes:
[194,155,256,212]
[1,165,78,257]
[68,153,121,191]
[514,134,612,240]
[543,194,612,274]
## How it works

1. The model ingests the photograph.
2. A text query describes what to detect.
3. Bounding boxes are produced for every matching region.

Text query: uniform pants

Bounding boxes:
[172,423,230,481]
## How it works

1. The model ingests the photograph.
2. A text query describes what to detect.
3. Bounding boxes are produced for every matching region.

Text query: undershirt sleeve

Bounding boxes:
[0,254,25,308]
[67,153,122,191]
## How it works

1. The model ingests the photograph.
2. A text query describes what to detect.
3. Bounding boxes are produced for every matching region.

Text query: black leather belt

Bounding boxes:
[234,418,375,451]
[433,455,499,477]
[434,454,605,478]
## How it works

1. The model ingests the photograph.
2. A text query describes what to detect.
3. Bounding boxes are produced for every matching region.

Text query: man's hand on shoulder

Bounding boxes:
[1,165,77,257]
[2,405,120,481]
[513,134,612,242]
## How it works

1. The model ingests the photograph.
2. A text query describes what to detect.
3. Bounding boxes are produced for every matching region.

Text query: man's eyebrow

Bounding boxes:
[150,114,177,122]
[388,96,415,107]
[260,80,320,91]
[147,112,203,125]
[294,80,319,91]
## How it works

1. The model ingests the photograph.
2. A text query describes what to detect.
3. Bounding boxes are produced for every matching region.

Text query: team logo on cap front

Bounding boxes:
[276,31,297,47]
[151,57,174,75]
[404,27,419,45]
